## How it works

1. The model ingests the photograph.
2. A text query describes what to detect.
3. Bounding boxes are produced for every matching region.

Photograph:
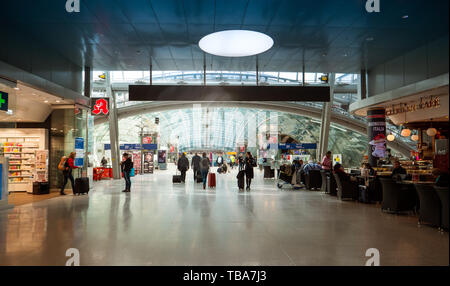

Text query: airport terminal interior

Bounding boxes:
[0,0,449,266]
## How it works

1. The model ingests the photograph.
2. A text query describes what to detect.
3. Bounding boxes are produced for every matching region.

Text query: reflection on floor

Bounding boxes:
[8,191,61,206]
[0,165,448,266]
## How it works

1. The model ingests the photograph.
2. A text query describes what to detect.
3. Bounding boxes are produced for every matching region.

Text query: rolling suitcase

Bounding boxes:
[237,170,245,190]
[173,170,182,183]
[359,185,370,203]
[196,171,203,183]
[208,173,216,188]
[74,177,89,195]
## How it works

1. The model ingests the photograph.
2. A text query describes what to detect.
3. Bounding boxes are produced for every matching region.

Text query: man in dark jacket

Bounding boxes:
[177,153,189,183]
[391,161,407,177]
[191,153,201,181]
[120,153,133,193]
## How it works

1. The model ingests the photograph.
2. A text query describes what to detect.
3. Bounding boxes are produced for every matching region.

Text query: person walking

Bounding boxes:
[244,152,255,191]
[191,153,201,181]
[60,152,79,196]
[199,153,210,190]
[177,153,189,183]
[120,153,133,193]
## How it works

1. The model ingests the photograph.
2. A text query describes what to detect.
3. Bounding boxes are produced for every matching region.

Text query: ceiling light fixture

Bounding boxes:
[387,133,395,142]
[199,30,274,57]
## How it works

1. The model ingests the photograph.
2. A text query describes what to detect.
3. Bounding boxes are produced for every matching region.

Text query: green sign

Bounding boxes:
[0,91,8,112]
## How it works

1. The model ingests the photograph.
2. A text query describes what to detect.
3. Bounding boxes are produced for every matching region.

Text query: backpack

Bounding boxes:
[58,156,67,171]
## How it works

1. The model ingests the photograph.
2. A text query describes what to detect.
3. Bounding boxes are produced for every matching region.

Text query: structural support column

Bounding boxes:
[318,73,335,161]
[358,69,367,100]
[367,108,386,167]
[106,72,121,179]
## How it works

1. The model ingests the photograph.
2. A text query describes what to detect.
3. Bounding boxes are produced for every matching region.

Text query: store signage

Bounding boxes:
[0,91,8,112]
[91,98,110,116]
[385,96,440,116]
[142,137,152,144]
[75,137,85,167]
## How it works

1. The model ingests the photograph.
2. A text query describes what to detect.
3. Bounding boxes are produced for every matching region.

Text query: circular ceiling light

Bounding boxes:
[387,134,395,142]
[199,30,274,57]
[411,134,419,141]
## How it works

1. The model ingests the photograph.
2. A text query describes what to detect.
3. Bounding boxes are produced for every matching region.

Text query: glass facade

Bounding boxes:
[94,106,369,168]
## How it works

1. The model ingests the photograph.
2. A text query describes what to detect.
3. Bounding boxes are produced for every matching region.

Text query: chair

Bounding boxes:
[379,178,416,213]
[306,169,322,190]
[434,186,449,231]
[333,173,357,200]
[415,185,441,228]
[320,170,328,193]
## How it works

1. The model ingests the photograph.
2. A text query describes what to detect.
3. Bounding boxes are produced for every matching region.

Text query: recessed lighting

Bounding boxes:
[199,30,274,57]
[44,100,49,103]
[402,15,409,19]
[14,87,19,90]
[56,100,61,103]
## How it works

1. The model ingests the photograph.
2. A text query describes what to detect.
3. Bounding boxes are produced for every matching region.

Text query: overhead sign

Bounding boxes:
[268,143,317,150]
[91,98,110,116]
[129,85,331,102]
[0,91,8,112]
[104,144,158,150]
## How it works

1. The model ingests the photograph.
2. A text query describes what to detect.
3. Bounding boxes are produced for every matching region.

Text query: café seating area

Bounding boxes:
[319,170,449,232]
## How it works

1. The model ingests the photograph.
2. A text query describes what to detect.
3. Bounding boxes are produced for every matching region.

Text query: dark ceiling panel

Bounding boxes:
[0,0,448,73]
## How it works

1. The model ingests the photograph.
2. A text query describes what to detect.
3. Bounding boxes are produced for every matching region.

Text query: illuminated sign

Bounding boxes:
[0,91,8,112]
[385,96,440,116]
[91,98,110,116]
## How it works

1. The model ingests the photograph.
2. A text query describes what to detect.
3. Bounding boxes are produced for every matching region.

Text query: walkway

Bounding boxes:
[0,166,448,266]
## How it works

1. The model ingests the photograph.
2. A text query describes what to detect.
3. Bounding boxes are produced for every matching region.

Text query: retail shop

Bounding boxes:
[0,79,90,204]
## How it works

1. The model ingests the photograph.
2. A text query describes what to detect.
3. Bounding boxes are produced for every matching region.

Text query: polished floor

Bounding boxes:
[8,191,61,206]
[0,165,448,266]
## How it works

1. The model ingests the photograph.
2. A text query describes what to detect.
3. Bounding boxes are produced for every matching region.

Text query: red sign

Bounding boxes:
[91,98,109,115]
[143,137,152,144]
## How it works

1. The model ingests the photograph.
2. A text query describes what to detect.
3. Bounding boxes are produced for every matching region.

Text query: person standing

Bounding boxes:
[244,152,255,191]
[191,153,201,181]
[199,153,210,190]
[321,151,332,172]
[101,156,108,168]
[120,153,133,193]
[60,152,79,196]
[177,153,189,183]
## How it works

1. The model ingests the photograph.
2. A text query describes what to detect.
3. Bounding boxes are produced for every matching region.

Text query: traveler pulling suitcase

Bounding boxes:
[208,173,216,188]
[237,170,245,190]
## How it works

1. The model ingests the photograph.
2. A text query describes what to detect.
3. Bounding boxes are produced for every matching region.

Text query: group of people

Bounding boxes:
[177,152,256,190]
[177,152,212,189]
